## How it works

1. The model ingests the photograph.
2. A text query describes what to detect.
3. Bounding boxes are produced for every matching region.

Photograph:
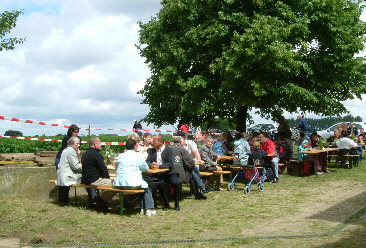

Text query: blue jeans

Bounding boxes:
[271,157,279,179]
[303,130,309,140]
[190,169,206,195]
[141,187,154,209]
[115,186,154,209]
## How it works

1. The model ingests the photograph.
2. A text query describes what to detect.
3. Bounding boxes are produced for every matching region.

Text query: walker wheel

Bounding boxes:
[244,186,250,194]
[227,182,234,191]
[258,184,264,192]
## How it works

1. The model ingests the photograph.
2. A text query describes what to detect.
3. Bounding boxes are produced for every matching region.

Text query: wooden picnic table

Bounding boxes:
[146,168,169,174]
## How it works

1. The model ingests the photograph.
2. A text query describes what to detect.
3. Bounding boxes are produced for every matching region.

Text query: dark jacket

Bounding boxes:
[347,126,358,136]
[170,144,195,183]
[146,146,176,175]
[81,148,110,184]
[252,148,267,167]
[56,135,71,159]
[278,141,293,161]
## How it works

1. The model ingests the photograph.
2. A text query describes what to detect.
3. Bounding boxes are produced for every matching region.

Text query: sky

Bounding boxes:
[1,0,366,137]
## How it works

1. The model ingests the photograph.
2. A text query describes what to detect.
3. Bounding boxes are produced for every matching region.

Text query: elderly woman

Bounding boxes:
[55,124,80,170]
[113,138,156,216]
[56,136,82,205]
[198,136,224,190]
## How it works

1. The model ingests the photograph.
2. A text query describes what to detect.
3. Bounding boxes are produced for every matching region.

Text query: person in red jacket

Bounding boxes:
[258,132,279,183]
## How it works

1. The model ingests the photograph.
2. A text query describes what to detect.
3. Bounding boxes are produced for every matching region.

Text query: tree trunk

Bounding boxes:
[236,106,248,133]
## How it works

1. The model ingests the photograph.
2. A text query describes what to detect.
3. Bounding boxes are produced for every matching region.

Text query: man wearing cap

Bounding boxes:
[174,131,212,192]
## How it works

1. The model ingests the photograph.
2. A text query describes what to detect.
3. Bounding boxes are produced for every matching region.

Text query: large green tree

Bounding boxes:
[0,10,25,51]
[137,0,366,132]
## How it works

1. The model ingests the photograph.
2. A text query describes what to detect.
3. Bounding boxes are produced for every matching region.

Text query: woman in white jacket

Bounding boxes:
[56,136,82,205]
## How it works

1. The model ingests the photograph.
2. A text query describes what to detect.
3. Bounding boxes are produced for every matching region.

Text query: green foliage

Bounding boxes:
[137,0,366,132]
[0,10,25,51]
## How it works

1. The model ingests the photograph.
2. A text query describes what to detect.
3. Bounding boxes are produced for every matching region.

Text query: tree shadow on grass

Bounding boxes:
[308,191,366,225]
[308,191,366,247]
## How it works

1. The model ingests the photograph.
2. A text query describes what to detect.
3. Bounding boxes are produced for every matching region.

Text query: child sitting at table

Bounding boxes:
[297,140,315,175]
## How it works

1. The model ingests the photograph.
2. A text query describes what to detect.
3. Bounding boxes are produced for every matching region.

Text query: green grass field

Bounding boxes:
[1,158,366,247]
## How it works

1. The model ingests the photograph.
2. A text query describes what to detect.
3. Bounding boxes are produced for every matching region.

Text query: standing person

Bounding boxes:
[81,137,115,212]
[199,136,224,190]
[146,135,180,211]
[258,132,280,183]
[55,137,82,205]
[55,124,80,170]
[293,115,309,139]
[277,116,293,151]
[113,139,156,216]
[179,123,189,133]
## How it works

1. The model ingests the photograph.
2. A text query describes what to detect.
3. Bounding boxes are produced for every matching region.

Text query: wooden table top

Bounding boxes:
[146,168,169,174]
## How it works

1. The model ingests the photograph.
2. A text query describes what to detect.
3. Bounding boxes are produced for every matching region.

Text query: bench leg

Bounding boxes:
[74,187,77,205]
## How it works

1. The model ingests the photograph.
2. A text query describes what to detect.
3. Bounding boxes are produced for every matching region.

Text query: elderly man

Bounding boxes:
[258,132,279,183]
[171,136,208,199]
[199,136,224,190]
[293,115,309,139]
[146,134,180,211]
[56,136,82,205]
[81,137,115,212]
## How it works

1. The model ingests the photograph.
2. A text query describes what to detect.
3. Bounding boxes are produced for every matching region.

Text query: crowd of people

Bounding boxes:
[54,117,362,215]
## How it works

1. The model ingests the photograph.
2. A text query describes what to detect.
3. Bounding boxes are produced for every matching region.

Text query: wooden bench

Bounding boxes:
[341,154,360,168]
[49,180,145,215]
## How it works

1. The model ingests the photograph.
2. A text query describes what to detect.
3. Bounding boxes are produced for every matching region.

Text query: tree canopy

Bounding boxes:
[0,10,25,51]
[137,0,366,132]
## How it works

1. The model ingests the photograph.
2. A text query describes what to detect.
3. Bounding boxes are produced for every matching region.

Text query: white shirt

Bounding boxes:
[184,140,198,158]
[156,145,165,165]
[336,137,357,149]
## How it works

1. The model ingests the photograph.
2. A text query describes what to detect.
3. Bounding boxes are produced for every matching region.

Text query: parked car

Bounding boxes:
[317,122,366,140]
[247,123,278,136]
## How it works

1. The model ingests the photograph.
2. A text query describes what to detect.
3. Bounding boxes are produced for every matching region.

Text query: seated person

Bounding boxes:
[56,136,82,205]
[308,132,330,173]
[113,139,156,216]
[351,137,362,163]
[297,140,313,174]
[198,136,224,191]
[252,141,267,179]
[146,134,180,211]
[81,137,115,212]
[212,135,228,156]
[258,132,280,183]
[233,132,251,165]
[276,136,293,173]
[336,130,358,167]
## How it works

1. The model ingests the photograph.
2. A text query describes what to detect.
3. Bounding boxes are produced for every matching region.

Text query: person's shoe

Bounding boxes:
[174,206,180,211]
[140,208,144,215]
[195,193,207,200]
[316,172,323,175]
[202,186,211,193]
[96,197,109,213]
[214,187,223,191]
[145,209,156,216]
[272,178,279,183]
[324,169,331,173]
[163,206,170,211]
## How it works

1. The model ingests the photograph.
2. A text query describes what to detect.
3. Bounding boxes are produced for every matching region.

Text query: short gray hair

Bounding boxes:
[67,136,80,146]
